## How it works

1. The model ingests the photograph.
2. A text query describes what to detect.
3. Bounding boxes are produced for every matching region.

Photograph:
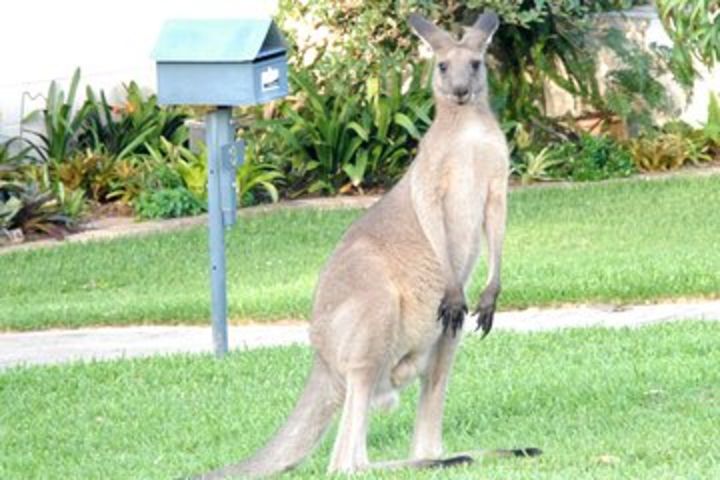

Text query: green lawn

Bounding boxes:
[1,322,719,479]
[2,175,719,331]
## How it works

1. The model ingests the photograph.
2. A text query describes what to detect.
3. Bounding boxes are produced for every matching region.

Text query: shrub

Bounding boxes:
[24,68,92,164]
[512,147,565,185]
[134,187,206,220]
[345,63,433,187]
[0,180,75,237]
[628,129,711,172]
[656,0,719,87]
[52,148,146,204]
[147,137,284,209]
[132,155,202,220]
[277,0,665,140]
[549,134,636,181]
[1,138,82,238]
[81,82,189,158]
[255,71,367,196]
[248,63,432,197]
[236,154,285,206]
[704,93,720,152]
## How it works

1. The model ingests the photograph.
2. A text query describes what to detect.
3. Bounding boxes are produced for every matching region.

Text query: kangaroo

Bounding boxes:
[195,10,540,479]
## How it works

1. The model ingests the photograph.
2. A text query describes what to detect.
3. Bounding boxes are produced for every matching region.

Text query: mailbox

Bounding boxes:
[152,18,289,106]
[151,17,291,357]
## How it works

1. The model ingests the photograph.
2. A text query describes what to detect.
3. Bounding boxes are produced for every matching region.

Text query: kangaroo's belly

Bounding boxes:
[445,168,487,284]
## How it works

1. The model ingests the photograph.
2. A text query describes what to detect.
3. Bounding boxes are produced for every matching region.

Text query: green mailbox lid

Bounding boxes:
[152,18,286,63]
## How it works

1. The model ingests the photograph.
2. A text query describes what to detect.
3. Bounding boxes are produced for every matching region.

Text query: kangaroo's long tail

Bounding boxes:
[196,355,340,479]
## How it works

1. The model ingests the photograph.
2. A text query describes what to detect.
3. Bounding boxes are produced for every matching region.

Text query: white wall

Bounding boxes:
[0,0,277,141]
[640,8,720,126]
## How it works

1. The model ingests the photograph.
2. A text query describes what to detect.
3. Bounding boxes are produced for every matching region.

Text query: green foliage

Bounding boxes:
[147,137,284,208]
[628,126,712,172]
[276,0,669,182]
[347,63,434,186]
[134,187,206,220]
[600,28,671,131]
[24,68,93,164]
[12,68,287,226]
[511,132,636,184]
[704,92,720,148]
[549,134,636,181]
[145,138,203,191]
[484,1,669,131]
[54,182,87,220]
[52,148,146,204]
[656,0,720,87]
[0,138,33,167]
[252,63,432,196]
[512,147,564,185]
[1,138,80,237]
[236,155,284,207]
[0,180,74,237]
[132,152,207,219]
[82,82,188,158]
[277,0,424,90]
[260,71,367,195]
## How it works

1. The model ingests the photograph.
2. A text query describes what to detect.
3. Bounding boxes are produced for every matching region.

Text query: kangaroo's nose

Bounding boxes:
[454,87,470,101]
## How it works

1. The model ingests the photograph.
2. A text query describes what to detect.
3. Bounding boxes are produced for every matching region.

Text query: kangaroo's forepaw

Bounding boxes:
[438,293,467,336]
[473,302,496,338]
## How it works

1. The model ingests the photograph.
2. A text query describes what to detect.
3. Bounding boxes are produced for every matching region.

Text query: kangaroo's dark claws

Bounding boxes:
[438,294,468,336]
[473,303,496,339]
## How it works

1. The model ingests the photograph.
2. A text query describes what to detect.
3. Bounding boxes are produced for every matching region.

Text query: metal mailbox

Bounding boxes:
[151,17,290,357]
[152,18,288,106]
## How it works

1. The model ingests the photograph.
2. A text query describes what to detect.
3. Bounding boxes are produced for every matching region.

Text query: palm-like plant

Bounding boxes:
[81,82,188,158]
[24,68,92,164]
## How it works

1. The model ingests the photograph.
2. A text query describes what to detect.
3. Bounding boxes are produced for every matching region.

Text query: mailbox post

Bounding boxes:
[153,18,289,356]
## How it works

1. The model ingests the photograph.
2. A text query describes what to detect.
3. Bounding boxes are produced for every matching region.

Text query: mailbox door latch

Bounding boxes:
[219,140,244,227]
[222,141,245,169]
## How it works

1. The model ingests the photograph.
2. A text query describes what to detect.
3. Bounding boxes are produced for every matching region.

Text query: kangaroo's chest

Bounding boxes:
[441,122,508,281]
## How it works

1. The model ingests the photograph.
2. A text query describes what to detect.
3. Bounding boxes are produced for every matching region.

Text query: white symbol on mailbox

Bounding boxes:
[261,66,280,92]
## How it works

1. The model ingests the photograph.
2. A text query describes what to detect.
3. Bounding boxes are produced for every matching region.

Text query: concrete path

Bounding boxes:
[2,300,718,370]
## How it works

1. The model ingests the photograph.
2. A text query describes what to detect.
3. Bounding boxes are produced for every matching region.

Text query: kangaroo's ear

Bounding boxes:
[408,13,454,52]
[461,10,500,51]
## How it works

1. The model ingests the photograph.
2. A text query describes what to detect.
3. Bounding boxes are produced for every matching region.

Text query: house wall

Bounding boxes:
[0,0,277,143]
[543,6,720,126]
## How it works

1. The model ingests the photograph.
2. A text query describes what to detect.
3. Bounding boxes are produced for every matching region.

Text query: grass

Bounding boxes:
[1,175,719,331]
[1,322,719,479]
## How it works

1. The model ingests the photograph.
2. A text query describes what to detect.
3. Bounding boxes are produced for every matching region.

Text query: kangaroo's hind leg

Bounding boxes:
[326,283,400,474]
[411,327,463,460]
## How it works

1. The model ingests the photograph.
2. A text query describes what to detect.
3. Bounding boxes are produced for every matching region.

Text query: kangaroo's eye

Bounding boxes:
[471,60,481,72]
[438,62,448,73]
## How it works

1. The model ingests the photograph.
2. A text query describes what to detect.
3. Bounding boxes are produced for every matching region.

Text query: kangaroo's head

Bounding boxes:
[409,11,499,107]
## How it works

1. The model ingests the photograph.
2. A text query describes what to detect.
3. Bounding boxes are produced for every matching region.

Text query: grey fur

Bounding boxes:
[194,10,519,478]
[462,11,500,51]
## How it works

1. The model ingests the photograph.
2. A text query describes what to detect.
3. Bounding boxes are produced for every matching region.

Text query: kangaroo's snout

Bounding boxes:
[453,86,470,104]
